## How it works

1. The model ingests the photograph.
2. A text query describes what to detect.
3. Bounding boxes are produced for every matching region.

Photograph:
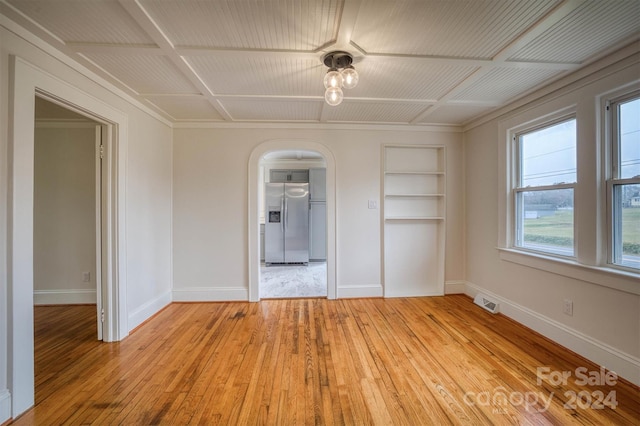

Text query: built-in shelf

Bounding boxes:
[384,171,445,175]
[383,145,446,297]
[385,194,444,198]
[385,217,444,221]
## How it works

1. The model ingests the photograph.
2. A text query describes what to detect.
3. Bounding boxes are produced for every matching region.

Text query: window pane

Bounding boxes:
[613,183,640,269]
[520,119,576,187]
[619,98,640,179]
[518,188,574,256]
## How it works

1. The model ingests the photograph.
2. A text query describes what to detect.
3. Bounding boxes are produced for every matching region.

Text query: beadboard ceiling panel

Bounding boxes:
[322,102,428,124]
[222,99,323,121]
[146,96,226,121]
[508,0,640,63]
[80,53,199,95]
[3,0,637,126]
[348,61,478,100]
[452,67,565,103]
[185,56,324,96]
[351,0,560,58]
[415,105,496,125]
[7,0,153,45]
[139,0,342,50]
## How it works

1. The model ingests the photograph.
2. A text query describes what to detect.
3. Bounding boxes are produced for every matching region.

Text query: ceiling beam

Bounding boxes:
[335,0,362,50]
[68,42,164,55]
[69,42,579,72]
[411,0,585,124]
[117,0,233,120]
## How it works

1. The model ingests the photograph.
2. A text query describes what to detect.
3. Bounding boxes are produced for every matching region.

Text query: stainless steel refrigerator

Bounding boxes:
[309,168,326,261]
[265,182,309,264]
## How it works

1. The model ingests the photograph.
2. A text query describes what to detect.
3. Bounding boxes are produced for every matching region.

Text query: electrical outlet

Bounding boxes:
[368,200,378,209]
[563,299,573,316]
[83,272,91,283]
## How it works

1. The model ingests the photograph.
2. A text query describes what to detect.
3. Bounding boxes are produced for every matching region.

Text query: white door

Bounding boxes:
[96,125,106,340]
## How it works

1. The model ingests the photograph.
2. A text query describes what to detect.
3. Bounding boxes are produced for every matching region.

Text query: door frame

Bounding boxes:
[95,124,107,340]
[8,56,128,417]
[248,140,337,301]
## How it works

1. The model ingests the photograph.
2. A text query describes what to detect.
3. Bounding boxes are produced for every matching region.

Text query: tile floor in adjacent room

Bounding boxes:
[259,261,327,298]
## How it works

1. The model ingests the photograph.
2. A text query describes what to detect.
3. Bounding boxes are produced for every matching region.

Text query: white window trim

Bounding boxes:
[498,105,576,252]
[498,101,640,296]
[498,248,640,295]
[605,90,640,271]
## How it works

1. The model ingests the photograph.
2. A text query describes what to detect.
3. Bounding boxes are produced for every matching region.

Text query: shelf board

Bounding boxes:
[384,171,444,175]
[385,193,444,198]
[385,216,444,221]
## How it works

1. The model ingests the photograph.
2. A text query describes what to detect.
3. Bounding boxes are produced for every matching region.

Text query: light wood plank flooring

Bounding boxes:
[12,296,640,425]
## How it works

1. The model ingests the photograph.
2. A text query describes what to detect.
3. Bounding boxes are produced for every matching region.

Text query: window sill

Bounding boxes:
[498,248,640,296]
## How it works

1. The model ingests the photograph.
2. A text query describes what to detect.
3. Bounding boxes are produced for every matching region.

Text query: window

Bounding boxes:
[514,118,577,257]
[608,93,640,270]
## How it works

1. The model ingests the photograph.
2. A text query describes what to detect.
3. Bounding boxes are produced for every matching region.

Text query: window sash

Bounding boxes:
[609,92,640,180]
[607,179,640,269]
[513,116,577,257]
[514,185,575,257]
[515,117,577,188]
[607,92,640,271]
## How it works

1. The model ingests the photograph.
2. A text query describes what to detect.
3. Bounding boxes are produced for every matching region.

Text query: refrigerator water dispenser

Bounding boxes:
[268,210,281,223]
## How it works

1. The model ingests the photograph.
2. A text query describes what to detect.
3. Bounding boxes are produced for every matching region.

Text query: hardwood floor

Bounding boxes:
[13,296,640,425]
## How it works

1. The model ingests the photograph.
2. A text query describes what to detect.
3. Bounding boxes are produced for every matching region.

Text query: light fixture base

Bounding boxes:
[322,51,353,69]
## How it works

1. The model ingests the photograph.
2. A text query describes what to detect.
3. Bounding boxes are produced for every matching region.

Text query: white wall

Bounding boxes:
[0,18,9,421]
[34,124,97,304]
[172,127,465,300]
[125,109,173,328]
[464,48,640,384]
[0,22,173,420]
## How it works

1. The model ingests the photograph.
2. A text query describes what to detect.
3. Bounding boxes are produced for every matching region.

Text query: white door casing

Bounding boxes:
[8,56,128,417]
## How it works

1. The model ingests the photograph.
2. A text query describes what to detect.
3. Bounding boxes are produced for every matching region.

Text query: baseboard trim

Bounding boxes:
[128,291,172,332]
[172,287,249,302]
[337,285,383,298]
[445,280,466,294]
[34,289,96,305]
[385,290,445,298]
[464,281,640,387]
[0,389,11,425]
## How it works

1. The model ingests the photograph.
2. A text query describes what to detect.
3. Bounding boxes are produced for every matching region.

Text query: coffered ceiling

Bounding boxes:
[2,0,639,126]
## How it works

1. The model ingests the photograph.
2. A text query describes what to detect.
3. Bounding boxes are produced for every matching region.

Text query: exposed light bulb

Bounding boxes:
[341,66,359,89]
[325,87,343,106]
[323,68,343,89]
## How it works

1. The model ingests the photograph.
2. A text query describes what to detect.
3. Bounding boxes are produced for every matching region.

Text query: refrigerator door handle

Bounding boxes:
[284,196,288,230]
[280,196,285,233]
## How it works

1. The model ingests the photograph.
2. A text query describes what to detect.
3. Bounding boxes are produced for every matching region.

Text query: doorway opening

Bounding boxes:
[33,97,106,339]
[248,140,336,301]
[259,150,327,298]
[31,95,110,410]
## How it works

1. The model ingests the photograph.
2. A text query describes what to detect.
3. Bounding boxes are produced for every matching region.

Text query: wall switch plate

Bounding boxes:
[563,299,573,316]
[83,272,91,282]
[368,200,378,209]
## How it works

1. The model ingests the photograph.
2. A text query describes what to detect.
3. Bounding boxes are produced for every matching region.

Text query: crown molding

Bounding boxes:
[171,120,462,133]
[463,39,640,132]
[0,5,173,127]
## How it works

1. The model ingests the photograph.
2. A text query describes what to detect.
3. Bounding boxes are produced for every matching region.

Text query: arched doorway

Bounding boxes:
[248,140,336,301]
[259,150,326,298]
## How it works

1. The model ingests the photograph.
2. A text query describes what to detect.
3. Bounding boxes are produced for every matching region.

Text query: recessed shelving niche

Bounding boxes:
[383,145,445,297]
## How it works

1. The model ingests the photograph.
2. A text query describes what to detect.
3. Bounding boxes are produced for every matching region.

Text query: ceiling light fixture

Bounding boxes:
[322,51,358,106]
